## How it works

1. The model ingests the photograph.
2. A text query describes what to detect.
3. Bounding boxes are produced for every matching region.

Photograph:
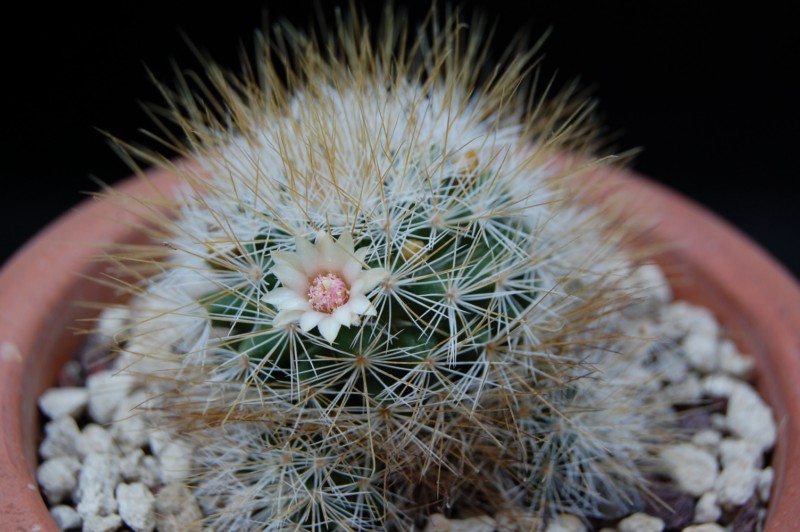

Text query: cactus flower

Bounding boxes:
[263,232,388,343]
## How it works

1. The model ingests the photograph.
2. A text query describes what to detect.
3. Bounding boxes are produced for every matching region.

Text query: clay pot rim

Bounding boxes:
[1,166,798,530]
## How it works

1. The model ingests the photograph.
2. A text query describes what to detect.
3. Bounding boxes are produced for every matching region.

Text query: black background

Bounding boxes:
[2,2,797,278]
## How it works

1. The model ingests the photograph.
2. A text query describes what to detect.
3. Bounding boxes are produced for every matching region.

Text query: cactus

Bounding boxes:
[106,6,676,530]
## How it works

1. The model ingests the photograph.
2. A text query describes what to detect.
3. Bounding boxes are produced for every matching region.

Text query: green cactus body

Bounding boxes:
[109,8,675,531]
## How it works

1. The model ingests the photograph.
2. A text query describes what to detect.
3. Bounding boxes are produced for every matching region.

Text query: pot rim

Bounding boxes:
[1,166,798,529]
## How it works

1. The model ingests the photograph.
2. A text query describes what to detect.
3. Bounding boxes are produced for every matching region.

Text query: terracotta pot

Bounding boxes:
[1,166,798,530]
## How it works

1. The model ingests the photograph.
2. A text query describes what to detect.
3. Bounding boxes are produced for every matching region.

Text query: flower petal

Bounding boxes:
[271,250,303,271]
[299,311,325,332]
[316,233,341,270]
[335,231,354,253]
[317,318,342,343]
[262,287,304,308]
[273,309,302,327]
[353,246,369,262]
[295,238,319,275]
[351,268,388,293]
[271,262,309,293]
[330,232,353,271]
[331,306,353,327]
[346,294,372,315]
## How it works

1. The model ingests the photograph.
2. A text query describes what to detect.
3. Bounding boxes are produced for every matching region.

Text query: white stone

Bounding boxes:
[111,390,151,450]
[82,513,123,532]
[718,340,754,378]
[79,424,118,458]
[50,504,82,530]
[119,449,145,482]
[726,385,776,453]
[658,352,689,384]
[660,302,717,337]
[159,440,194,483]
[76,454,120,521]
[709,413,728,432]
[719,438,762,469]
[660,444,718,497]
[691,429,722,451]
[97,305,132,341]
[618,512,664,532]
[38,387,90,420]
[701,374,746,398]
[117,482,156,532]
[139,455,161,489]
[682,332,719,373]
[694,491,721,524]
[154,482,204,532]
[86,370,137,424]
[423,513,495,531]
[621,264,672,317]
[545,514,586,532]
[758,467,774,502]
[614,361,661,392]
[685,305,719,337]
[715,458,758,507]
[494,509,542,531]
[635,263,672,304]
[663,373,703,403]
[36,456,80,505]
[39,416,82,460]
[148,429,172,457]
[682,525,724,532]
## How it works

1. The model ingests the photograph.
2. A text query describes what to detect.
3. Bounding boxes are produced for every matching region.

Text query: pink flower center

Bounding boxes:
[308,272,350,313]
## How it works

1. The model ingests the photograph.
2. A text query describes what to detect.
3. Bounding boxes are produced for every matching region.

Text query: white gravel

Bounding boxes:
[618,512,664,532]
[660,444,719,497]
[38,388,89,420]
[36,264,777,531]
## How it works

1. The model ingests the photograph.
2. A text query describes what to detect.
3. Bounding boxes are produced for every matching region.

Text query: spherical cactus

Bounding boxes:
[105,7,677,530]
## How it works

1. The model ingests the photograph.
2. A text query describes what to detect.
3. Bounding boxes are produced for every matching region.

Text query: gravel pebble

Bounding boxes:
[726,385,776,453]
[618,513,664,532]
[76,454,120,521]
[50,504,82,530]
[545,514,586,532]
[154,482,204,532]
[758,467,774,502]
[38,387,89,420]
[719,438,762,469]
[693,492,721,524]
[79,424,118,458]
[116,482,156,532]
[718,340,754,378]
[661,444,718,497]
[682,332,719,373]
[423,513,496,531]
[82,513,123,532]
[715,458,759,507]
[158,440,194,483]
[691,429,722,451]
[86,370,137,424]
[682,525,724,532]
[111,390,152,450]
[40,416,82,460]
[37,456,81,505]
[494,509,542,531]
